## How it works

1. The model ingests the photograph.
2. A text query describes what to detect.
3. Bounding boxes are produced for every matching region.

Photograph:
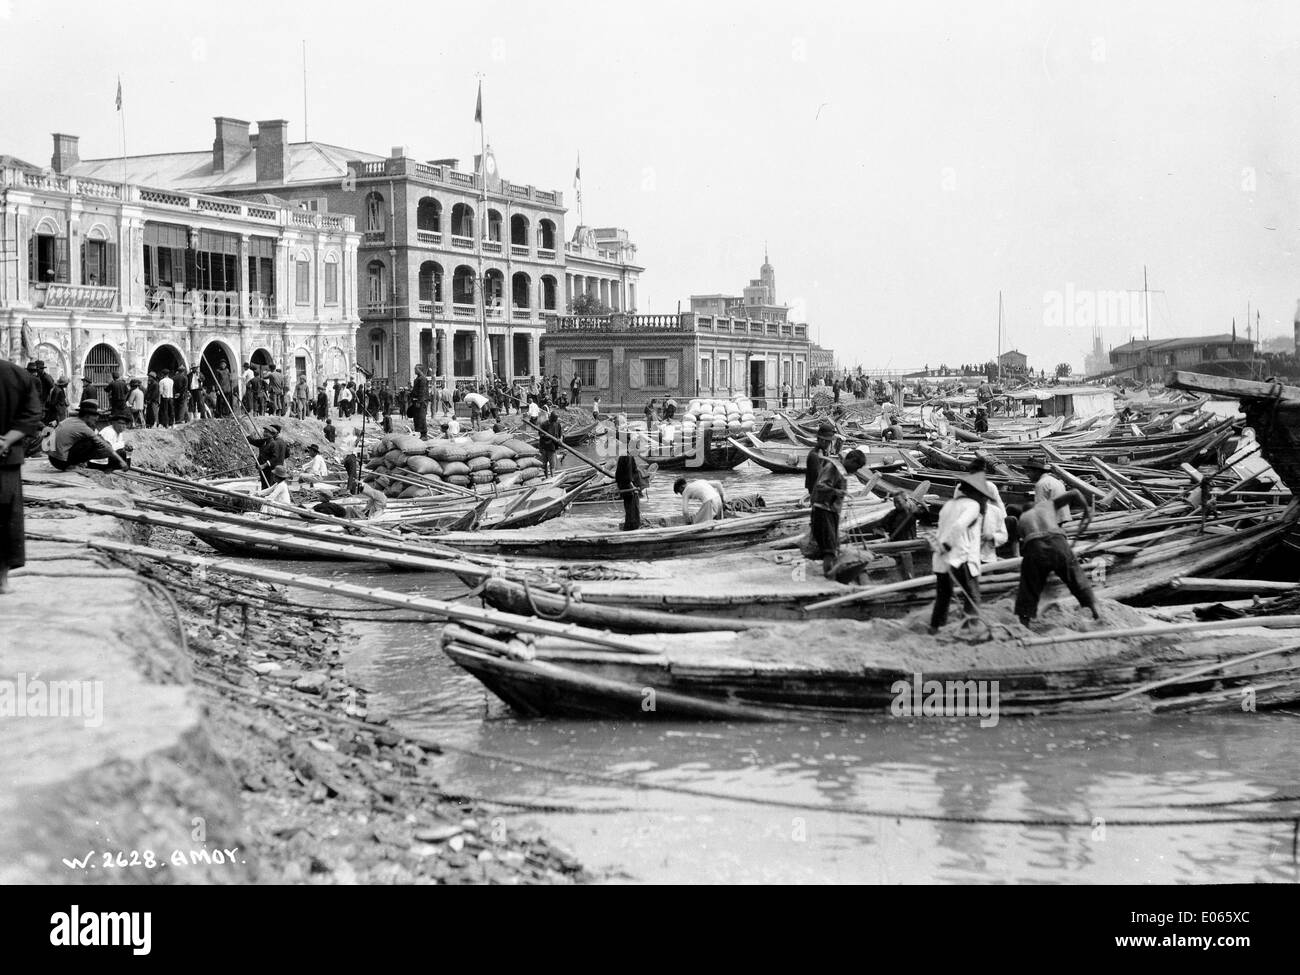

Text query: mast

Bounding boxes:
[1143,265,1151,381]
[997,290,1003,381]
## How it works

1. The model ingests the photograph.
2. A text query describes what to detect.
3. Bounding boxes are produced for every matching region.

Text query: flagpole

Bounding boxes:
[475,79,492,387]
[118,76,130,322]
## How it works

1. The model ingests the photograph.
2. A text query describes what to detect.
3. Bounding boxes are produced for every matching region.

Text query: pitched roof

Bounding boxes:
[67,141,385,192]
[1110,334,1253,354]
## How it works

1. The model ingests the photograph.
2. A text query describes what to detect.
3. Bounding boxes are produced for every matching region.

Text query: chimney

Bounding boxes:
[255,119,290,184]
[51,133,80,173]
[212,117,251,173]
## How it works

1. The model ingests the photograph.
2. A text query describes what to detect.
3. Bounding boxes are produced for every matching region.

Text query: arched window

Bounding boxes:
[540,275,558,311]
[418,261,443,303]
[484,269,505,311]
[366,260,386,310]
[369,328,387,377]
[323,252,340,304]
[512,271,531,309]
[486,209,503,242]
[510,214,530,248]
[537,219,556,251]
[451,203,474,239]
[364,192,385,233]
[416,197,442,234]
[452,265,476,305]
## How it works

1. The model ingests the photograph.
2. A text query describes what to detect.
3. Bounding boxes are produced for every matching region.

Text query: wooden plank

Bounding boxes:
[1171,577,1300,594]
[1166,370,1300,402]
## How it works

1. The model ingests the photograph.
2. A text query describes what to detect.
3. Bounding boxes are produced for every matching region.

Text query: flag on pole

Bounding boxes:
[115,76,122,111]
[574,152,581,185]
[473,81,482,124]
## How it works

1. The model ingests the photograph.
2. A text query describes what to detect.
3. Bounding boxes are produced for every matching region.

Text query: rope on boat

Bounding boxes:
[521,576,578,621]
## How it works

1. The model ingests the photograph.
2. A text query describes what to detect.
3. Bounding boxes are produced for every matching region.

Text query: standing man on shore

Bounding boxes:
[411,365,430,439]
[106,368,129,418]
[0,357,43,594]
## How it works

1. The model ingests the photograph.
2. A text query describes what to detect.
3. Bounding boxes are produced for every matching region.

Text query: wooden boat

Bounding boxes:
[471,476,593,531]
[435,508,806,559]
[639,428,751,471]
[728,434,909,475]
[441,614,1300,720]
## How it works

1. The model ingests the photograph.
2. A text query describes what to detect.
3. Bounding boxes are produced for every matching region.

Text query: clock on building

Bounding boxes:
[484,149,497,176]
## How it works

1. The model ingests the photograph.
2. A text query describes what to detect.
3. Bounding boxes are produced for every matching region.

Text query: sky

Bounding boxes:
[3,0,1300,372]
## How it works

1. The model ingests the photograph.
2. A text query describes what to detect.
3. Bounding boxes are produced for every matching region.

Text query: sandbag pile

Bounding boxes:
[361,431,544,499]
[681,397,757,441]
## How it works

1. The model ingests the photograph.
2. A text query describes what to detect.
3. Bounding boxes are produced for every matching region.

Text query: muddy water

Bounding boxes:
[269,462,1300,884]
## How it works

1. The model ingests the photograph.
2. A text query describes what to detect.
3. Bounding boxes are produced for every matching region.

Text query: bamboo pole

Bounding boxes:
[522,418,616,483]
[1021,615,1300,647]
[1110,642,1300,702]
[90,539,665,655]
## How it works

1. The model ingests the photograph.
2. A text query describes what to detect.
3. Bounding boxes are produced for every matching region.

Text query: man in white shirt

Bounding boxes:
[101,413,133,465]
[254,465,292,514]
[527,399,541,421]
[673,477,724,524]
[158,370,175,427]
[300,444,330,481]
[929,472,999,632]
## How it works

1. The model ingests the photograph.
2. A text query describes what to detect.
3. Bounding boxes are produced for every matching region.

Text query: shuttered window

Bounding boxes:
[81,239,118,286]
[643,358,666,387]
[30,234,69,283]
[295,261,311,304]
[324,261,339,304]
[572,359,597,387]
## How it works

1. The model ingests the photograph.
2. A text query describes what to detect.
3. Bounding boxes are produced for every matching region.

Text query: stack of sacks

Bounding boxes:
[682,397,756,439]
[360,431,545,497]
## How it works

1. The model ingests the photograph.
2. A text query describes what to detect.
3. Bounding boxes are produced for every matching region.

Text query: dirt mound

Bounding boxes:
[125,417,334,477]
[730,599,1187,675]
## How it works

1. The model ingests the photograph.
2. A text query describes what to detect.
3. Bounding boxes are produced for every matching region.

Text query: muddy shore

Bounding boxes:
[2,419,585,884]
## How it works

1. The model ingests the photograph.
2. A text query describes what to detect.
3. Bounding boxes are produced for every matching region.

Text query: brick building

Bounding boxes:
[1,147,359,403]
[541,311,809,408]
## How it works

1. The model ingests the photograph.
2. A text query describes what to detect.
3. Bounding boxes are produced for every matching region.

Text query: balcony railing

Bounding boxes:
[486,305,504,320]
[483,240,503,255]
[551,313,688,332]
[511,307,531,321]
[510,244,529,258]
[363,230,386,244]
[537,247,556,260]
[417,229,442,246]
[451,235,474,250]
[452,302,475,318]
[418,300,445,316]
[247,292,275,319]
[145,287,243,327]
[0,168,354,232]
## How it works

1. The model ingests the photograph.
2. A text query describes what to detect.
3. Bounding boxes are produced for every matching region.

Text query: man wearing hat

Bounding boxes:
[45,376,70,425]
[807,448,868,577]
[254,464,293,513]
[973,407,989,435]
[1,356,44,594]
[48,400,128,472]
[101,412,133,465]
[929,472,999,632]
[803,421,838,500]
[252,422,288,487]
[106,368,129,417]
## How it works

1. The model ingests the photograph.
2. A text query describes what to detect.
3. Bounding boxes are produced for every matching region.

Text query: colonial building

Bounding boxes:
[540,311,809,407]
[565,226,642,313]
[1109,333,1255,382]
[66,117,567,386]
[1,148,359,403]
